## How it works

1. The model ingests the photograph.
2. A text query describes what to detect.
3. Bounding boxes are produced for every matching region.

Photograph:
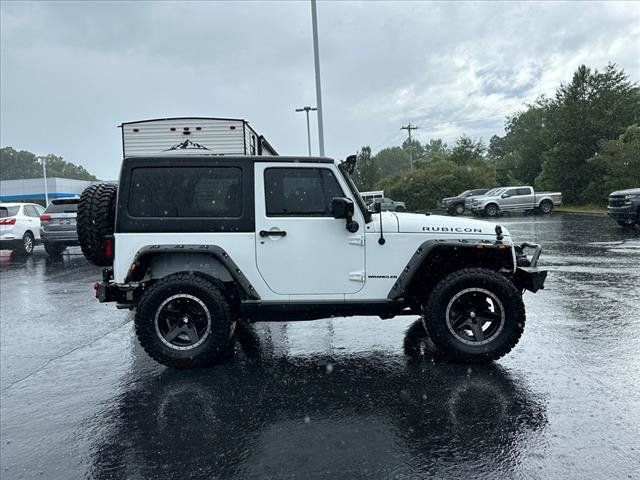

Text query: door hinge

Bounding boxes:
[349,271,365,282]
[349,235,365,246]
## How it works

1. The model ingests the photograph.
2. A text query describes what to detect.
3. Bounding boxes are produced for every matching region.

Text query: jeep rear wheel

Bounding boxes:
[135,274,235,368]
[422,268,525,363]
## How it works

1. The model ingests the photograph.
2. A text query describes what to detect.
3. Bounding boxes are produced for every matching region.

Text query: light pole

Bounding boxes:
[310,0,325,156]
[295,106,317,156]
[37,156,49,206]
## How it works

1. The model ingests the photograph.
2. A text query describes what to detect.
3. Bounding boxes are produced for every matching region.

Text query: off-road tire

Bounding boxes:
[539,199,553,214]
[484,203,499,217]
[77,183,118,266]
[44,242,65,257]
[135,273,236,368]
[16,231,35,256]
[422,268,525,363]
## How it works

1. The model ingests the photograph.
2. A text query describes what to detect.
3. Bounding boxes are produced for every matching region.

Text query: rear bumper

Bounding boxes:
[94,281,140,305]
[41,230,79,244]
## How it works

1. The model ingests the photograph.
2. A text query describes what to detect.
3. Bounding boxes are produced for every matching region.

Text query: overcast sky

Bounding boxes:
[1,1,639,180]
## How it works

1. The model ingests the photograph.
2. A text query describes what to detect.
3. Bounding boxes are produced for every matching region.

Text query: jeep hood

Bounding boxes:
[370,212,509,241]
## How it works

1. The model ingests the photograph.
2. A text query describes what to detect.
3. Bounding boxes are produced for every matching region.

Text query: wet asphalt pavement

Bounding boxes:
[1,213,639,480]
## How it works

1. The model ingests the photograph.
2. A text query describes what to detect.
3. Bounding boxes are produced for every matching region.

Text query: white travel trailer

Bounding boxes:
[120,117,278,157]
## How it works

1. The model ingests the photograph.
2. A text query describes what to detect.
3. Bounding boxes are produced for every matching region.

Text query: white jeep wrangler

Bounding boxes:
[78,155,547,368]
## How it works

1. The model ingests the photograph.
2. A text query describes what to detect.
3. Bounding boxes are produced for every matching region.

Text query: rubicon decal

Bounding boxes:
[422,226,483,233]
[368,274,398,279]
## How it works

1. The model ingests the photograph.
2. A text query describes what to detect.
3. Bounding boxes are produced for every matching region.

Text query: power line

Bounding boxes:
[401,124,419,170]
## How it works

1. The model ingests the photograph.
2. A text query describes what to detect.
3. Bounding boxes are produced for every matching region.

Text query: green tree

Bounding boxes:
[449,135,486,166]
[352,145,380,191]
[536,64,640,203]
[1,147,98,181]
[492,100,552,185]
[377,158,496,211]
[373,146,410,177]
[583,124,640,203]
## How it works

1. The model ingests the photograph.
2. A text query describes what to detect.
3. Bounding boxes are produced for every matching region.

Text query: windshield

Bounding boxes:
[459,190,471,197]
[0,206,19,218]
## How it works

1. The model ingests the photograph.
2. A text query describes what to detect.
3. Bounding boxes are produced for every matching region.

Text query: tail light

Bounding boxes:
[104,238,113,257]
[40,214,52,221]
[0,217,16,225]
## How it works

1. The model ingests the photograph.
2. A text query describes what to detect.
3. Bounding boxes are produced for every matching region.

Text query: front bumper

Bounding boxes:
[607,206,637,222]
[513,242,547,293]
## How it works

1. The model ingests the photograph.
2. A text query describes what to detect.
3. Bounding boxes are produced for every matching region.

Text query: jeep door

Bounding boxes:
[254,163,366,296]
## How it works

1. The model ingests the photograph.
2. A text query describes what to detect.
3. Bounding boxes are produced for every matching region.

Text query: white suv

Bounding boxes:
[79,155,547,368]
[0,202,44,256]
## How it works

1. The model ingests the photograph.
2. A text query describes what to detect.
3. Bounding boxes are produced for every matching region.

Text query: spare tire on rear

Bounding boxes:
[77,183,118,266]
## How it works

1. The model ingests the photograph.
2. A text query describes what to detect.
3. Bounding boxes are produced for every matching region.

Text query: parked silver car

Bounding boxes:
[369,197,406,212]
[468,186,562,217]
[40,197,79,256]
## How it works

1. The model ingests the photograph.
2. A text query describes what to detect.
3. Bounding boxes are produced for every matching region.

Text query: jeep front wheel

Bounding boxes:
[422,268,525,363]
[135,273,236,368]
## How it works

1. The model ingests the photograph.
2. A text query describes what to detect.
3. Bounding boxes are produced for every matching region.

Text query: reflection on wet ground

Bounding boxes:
[1,214,639,479]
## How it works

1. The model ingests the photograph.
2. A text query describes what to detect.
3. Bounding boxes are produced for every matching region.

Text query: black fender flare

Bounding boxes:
[387,239,515,301]
[125,244,260,300]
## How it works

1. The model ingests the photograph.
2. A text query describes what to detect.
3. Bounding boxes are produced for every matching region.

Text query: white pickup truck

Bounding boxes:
[468,186,562,217]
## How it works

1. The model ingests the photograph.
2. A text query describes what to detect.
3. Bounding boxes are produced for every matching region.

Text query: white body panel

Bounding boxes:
[0,203,43,243]
[121,118,248,157]
[253,162,366,296]
[113,188,512,302]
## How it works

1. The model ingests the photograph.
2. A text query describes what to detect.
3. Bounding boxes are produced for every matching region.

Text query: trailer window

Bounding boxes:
[129,167,242,218]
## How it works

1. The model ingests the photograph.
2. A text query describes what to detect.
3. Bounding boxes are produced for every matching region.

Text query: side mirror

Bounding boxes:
[331,197,359,233]
[501,193,510,198]
[373,202,382,213]
[331,197,354,219]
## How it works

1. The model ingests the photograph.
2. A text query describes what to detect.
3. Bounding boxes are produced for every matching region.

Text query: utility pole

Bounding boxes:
[295,106,317,156]
[310,0,325,156]
[401,124,419,170]
[37,156,49,206]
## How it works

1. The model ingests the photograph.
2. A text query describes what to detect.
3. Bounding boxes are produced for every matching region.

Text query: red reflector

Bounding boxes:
[170,127,176,132]
[104,238,113,257]
[93,282,99,292]
[0,217,16,225]
[40,214,52,221]
[230,125,236,130]
[133,128,139,132]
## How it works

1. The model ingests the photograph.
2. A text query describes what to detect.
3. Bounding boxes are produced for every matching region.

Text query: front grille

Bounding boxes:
[608,196,625,208]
